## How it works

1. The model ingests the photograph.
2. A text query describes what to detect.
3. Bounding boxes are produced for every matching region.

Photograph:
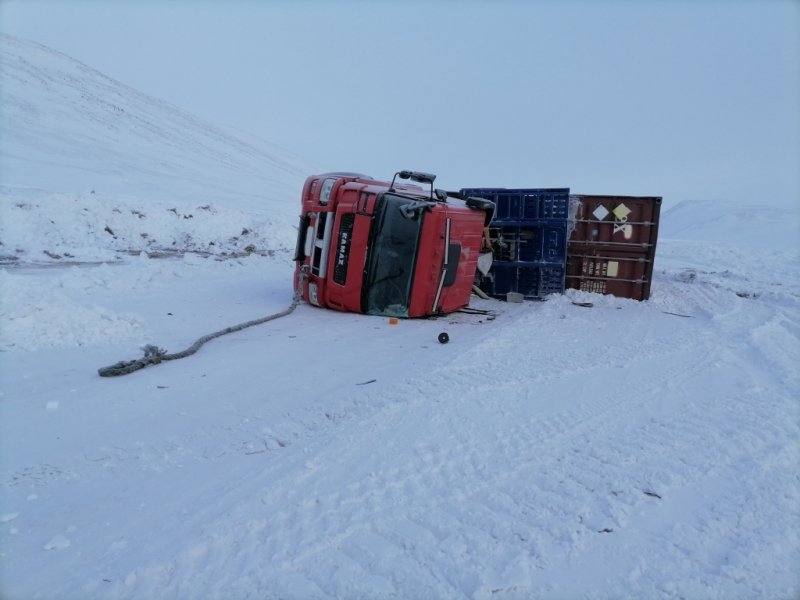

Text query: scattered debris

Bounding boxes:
[643,490,662,499]
[456,307,497,320]
[471,284,491,300]
[356,379,376,386]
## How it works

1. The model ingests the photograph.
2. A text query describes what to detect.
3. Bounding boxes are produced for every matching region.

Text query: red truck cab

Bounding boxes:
[293,170,494,318]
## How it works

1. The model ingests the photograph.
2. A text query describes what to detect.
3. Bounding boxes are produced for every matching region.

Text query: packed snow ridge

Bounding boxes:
[1,33,799,600]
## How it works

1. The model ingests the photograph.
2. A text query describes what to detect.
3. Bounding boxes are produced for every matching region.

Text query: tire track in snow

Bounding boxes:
[85,285,799,599]
[106,305,729,597]
[248,295,793,596]
[329,366,792,598]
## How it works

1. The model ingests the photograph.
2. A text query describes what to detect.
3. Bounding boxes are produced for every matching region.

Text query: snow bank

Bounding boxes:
[0,187,297,264]
[0,268,146,352]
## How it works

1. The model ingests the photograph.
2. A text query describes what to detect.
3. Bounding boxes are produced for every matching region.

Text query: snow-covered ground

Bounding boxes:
[1,33,799,600]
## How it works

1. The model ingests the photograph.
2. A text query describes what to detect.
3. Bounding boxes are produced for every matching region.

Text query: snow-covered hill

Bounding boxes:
[661,199,799,251]
[1,36,799,600]
[0,33,314,264]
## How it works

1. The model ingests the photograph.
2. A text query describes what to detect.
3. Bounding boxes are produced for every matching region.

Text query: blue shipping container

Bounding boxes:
[463,187,570,299]
[460,188,570,223]
[487,225,567,264]
[479,263,566,300]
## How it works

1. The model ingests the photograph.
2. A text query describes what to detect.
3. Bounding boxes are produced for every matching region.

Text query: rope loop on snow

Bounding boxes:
[98,269,307,377]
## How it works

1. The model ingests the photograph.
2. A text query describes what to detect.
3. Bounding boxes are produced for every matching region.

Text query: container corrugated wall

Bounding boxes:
[461,188,570,300]
[566,195,662,300]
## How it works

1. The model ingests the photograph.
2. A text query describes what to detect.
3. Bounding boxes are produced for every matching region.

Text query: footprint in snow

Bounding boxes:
[44,534,71,551]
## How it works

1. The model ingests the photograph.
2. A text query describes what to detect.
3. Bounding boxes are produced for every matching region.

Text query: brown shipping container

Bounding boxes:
[569,195,662,251]
[567,195,662,300]
[565,248,655,301]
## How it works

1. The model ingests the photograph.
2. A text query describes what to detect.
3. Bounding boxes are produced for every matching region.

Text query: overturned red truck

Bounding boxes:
[293,171,495,318]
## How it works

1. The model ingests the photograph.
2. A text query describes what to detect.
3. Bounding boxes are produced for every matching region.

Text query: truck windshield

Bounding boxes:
[363,193,424,317]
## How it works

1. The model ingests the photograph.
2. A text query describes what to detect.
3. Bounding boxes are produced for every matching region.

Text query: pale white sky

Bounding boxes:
[2,0,798,206]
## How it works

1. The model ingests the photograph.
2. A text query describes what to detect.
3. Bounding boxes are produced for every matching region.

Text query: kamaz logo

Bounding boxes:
[333,214,354,285]
[337,232,349,266]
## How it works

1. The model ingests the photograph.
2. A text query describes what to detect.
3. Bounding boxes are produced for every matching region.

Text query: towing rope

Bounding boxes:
[98,271,307,377]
